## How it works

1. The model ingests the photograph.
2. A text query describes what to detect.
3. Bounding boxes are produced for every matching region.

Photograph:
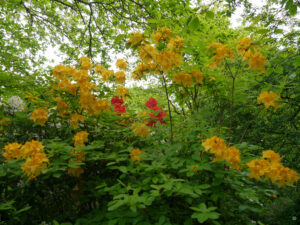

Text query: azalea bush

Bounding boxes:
[0,26,299,225]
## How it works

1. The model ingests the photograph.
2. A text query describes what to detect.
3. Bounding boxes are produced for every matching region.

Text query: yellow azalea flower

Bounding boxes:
[115,85,129,98]
[115,71,126,83]
[173,72,193,86]
[154,50,182,74]
[131,122,150,137]
[167,36,184,53]
[246,159,268,180]
[53,64,68,80]
[3,142,22,161]
[66,66,77,77]
[139,44,158,63]
[30,108,48,126]
[73,131,89,146]
[21,152,49,180]
[55,97,70,117]
[237,37,254,55]
[247,49,266,72]
[153,27,172,43]
[57,79,77,94]
[206,42,234,66]
[130,148,145,162]
[132,63,147,80]
[20,140,45,158]
[262,150,281,163]
[116,59,127,70]
[72,70,89,83]
[246,150,299,187]
[202,136,241,170]
[225,146,241,170]
[79,56,92,70]
[92,99,110,114]
[257,91,280,111]
[68,166,84,177]
[79,93,94,111]
[102,70,113,82]
[191,71,204,84]
[95,65,106,74]
[71,114,85,129]
[128,32,144,47]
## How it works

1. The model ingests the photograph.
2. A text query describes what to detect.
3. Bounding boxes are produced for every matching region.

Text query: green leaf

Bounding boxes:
[15,205,31,214]
[188,16,200,31]
[114,34,125,44]
[192,212,209,223]
[147,19,157,23]
[108,200,125,211]
[53,172,61,178]
[206,11,214,19]
[293,56,300,68]
[274,29,283,34]
[53,220,60,225]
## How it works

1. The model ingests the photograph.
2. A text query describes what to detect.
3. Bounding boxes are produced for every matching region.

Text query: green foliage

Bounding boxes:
[1,0,300,225]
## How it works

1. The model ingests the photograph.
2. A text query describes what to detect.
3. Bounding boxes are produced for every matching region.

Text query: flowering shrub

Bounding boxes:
[0,27,298,225]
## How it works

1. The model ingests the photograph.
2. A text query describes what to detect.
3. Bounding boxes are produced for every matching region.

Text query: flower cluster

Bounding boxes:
[68,131,89,177]
[202,136,241,170]
[244,49,266,72]
[257,90,280,111]
[128,27,184,77]
[153,27,172,44]
[173,70,204,87]
[94,58,128,84]
[206,42,234,69]
[3,140,49,180]
[130,148,145,162]
[95,66,112,82]
[237,38,266,72]
[115,85,130,99]
[206,38,266,73]
[7,96,25,112]
[131,122,150,137]
[111,96,126,115]
[145,97,167,127]
[30,108,48,126]
[128,32,144,47]
[116,59,127,70]
[115,71,126,84]
[73,131,89,146]
[71,114,86,129]
[52,57,112,121]
[246,150,299,187]
[79,56,92,70]
[237,37,254,55]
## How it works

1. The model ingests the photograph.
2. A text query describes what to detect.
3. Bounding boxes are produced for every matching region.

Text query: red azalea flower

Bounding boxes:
[146,97,158,110]
[152,105,162,111]
[111,96,124,106]
[157,112,167,124]
[146,120,156,127]
[114,103,126,113]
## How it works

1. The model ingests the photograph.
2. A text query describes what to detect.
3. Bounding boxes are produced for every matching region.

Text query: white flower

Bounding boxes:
[292,216,297,221]
[7,96,25,112]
